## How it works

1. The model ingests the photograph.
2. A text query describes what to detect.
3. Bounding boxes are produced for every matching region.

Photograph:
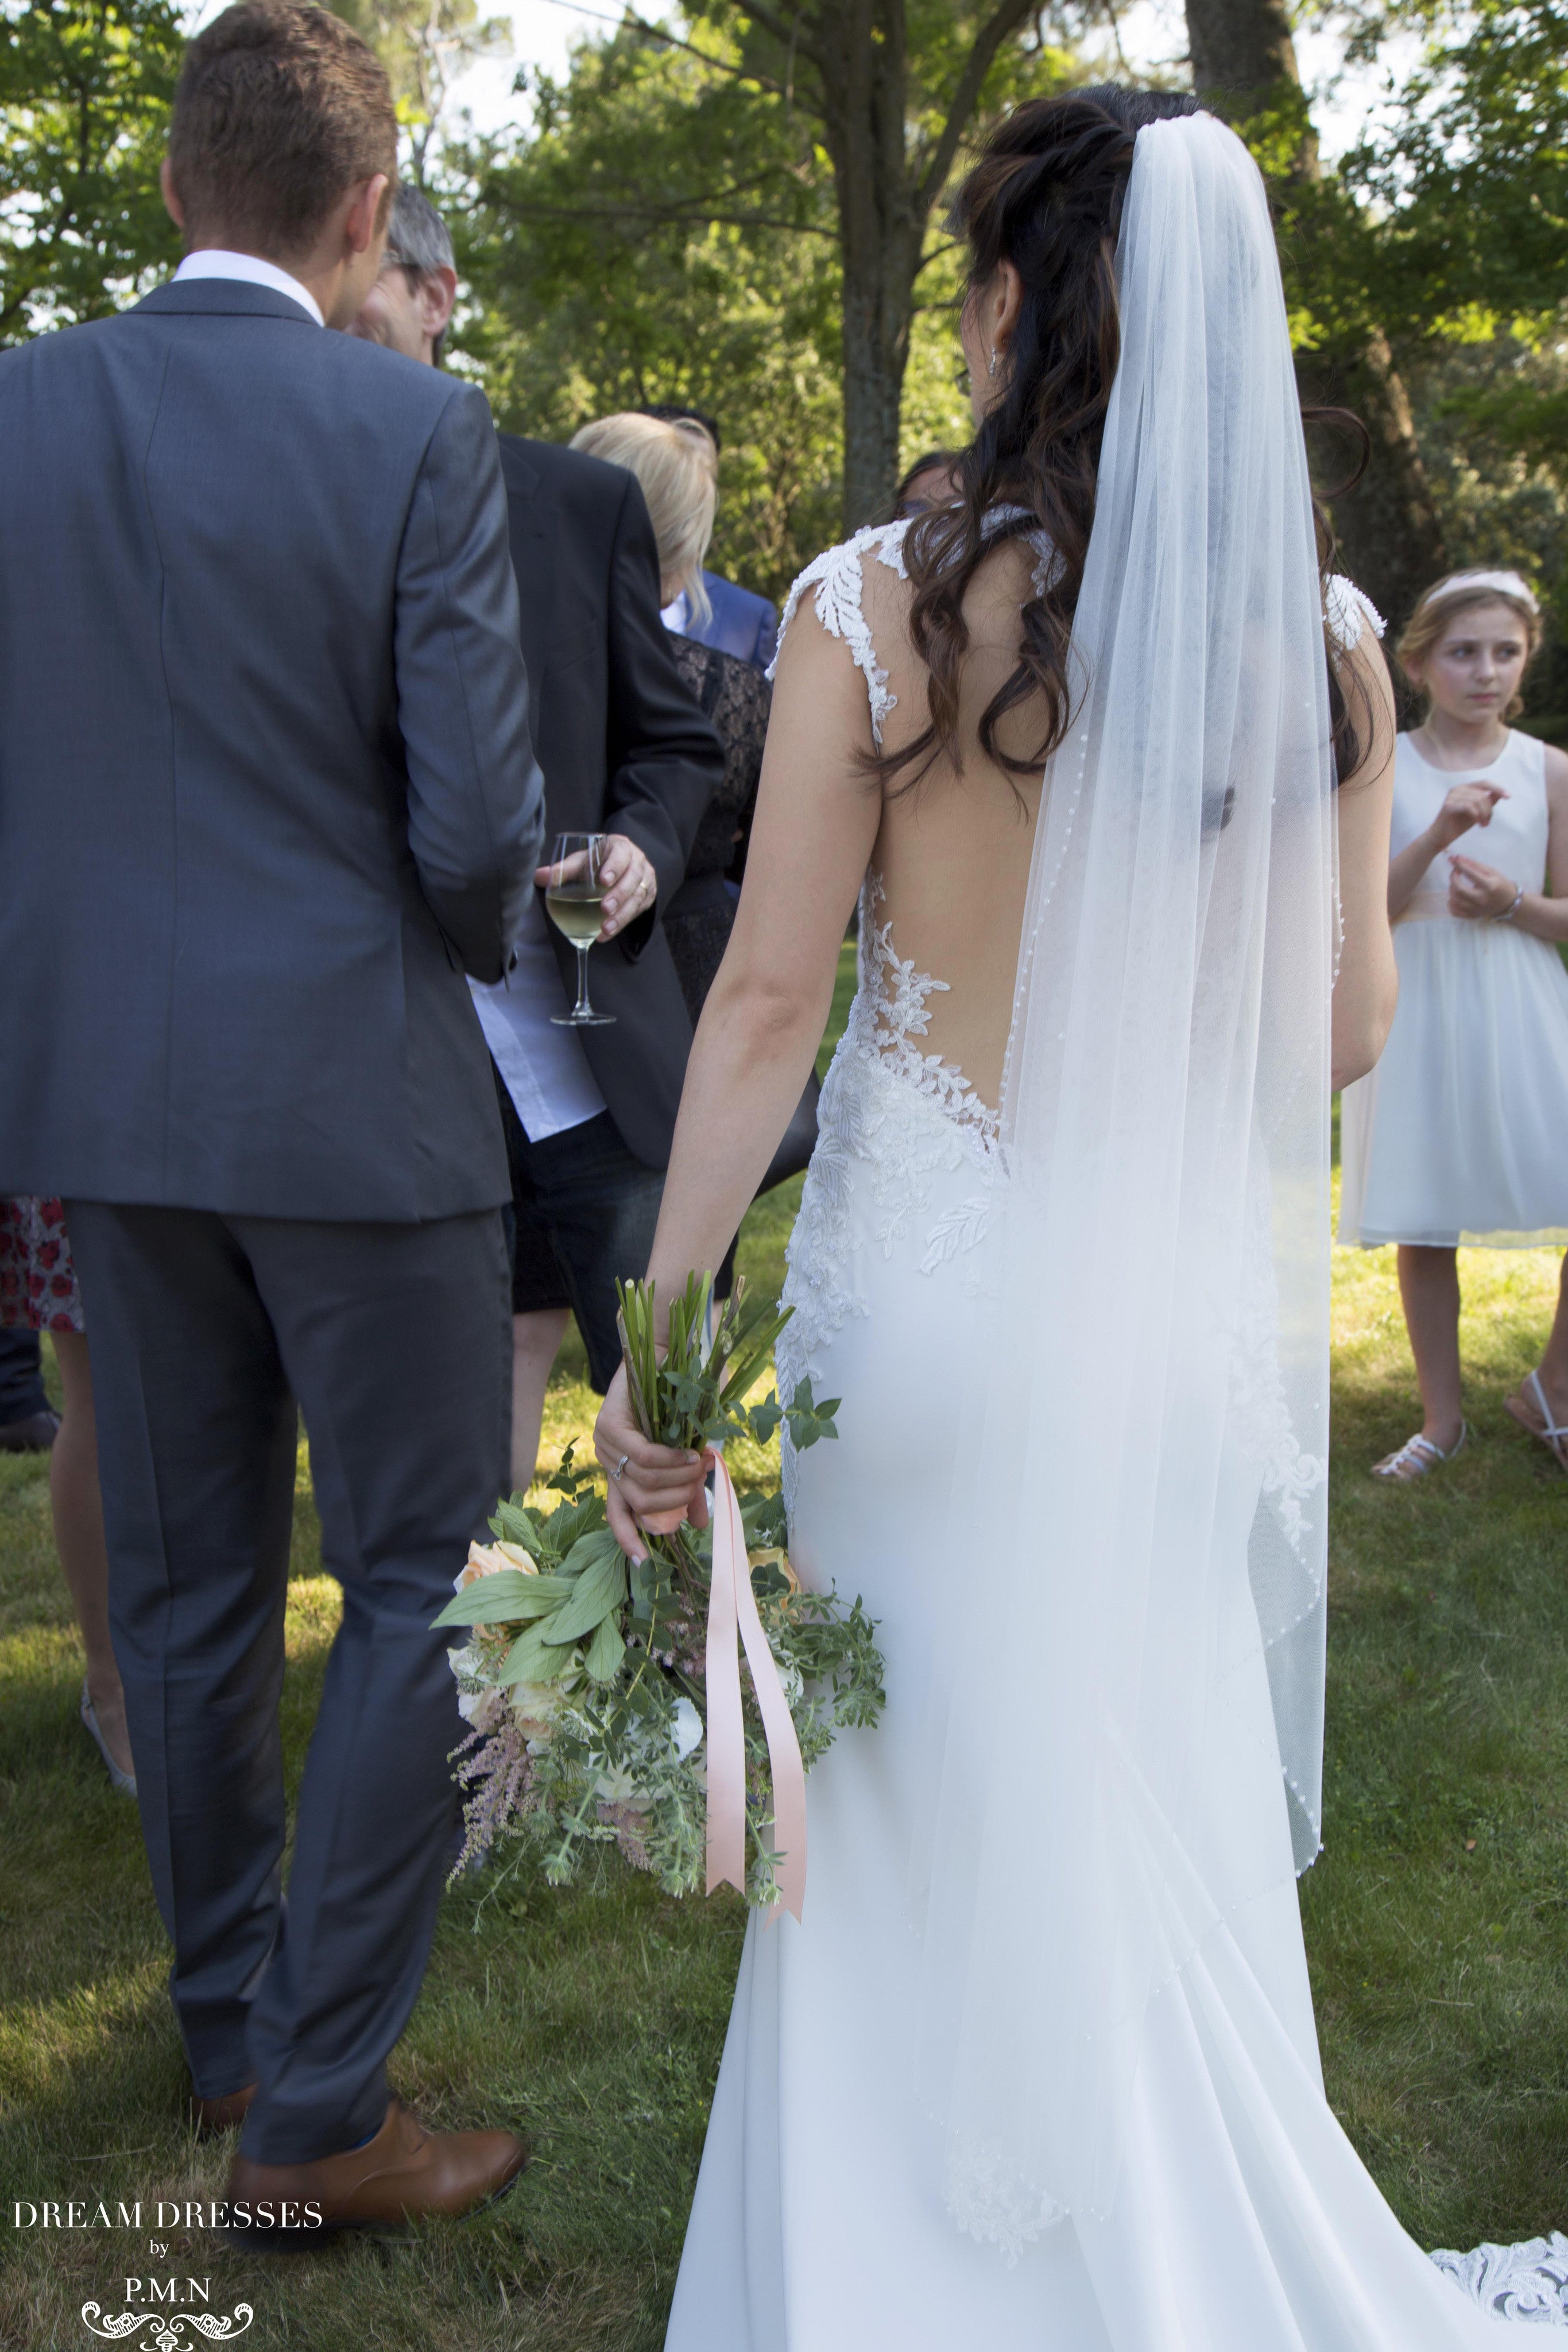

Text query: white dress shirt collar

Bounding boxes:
[173,250,324,327]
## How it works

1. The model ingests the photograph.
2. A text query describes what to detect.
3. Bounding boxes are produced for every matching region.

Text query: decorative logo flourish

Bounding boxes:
[81,2307,254,2349]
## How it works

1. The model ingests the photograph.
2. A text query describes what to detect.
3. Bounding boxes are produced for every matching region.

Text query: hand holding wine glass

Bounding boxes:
[541,832,620,1026]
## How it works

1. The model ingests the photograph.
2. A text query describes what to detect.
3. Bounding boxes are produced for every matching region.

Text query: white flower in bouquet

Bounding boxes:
[511,1680,568,1745]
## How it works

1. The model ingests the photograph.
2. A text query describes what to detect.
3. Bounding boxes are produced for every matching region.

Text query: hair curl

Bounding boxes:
[880,85,1369,796]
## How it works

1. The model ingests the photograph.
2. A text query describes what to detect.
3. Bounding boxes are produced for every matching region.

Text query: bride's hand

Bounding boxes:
[594,1362,711,1560]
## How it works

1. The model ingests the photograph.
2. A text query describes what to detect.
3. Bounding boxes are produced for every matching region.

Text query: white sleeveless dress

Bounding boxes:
[664,528,1555,2350]
[1339,729,1568,1248]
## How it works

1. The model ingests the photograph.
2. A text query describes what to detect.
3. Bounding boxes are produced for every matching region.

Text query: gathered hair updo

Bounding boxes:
[886,84,1369,794]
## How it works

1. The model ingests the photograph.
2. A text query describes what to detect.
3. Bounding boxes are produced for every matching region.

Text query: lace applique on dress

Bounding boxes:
[771,513,1059,749]
[851,877,1001,1156]
[769,520,914,748]
[775,878,1004,1476]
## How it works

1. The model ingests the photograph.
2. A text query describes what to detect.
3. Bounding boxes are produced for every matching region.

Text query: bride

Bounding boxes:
[593,87,1526,2351]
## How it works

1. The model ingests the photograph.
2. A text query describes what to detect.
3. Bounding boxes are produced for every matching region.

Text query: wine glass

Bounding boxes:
[544,833,616,1027]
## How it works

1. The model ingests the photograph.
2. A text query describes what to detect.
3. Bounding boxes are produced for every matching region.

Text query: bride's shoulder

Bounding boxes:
[1324,573,1387,654]
[768,519,913,683]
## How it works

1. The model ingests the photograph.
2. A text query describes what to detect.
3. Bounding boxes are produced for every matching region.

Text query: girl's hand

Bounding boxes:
[1447,852,1520,921]
[1428,782,1508,852]
[593,1361,710,1560]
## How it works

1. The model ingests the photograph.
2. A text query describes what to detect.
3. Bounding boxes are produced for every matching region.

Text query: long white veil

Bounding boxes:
[910,113,1335,2253]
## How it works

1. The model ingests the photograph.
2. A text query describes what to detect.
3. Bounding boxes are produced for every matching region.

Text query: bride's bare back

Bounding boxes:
[768,520,1050,1113]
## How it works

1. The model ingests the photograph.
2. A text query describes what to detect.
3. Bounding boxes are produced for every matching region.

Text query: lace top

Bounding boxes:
[669,633,771,881]
[769,512,1056,751]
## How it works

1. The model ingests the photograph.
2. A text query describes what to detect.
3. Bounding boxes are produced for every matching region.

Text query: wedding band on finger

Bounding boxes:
[613,1453,629,1482]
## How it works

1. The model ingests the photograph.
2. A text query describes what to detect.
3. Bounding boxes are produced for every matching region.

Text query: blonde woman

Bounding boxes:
[571,413,717,629]
[1339,570,1568,1476]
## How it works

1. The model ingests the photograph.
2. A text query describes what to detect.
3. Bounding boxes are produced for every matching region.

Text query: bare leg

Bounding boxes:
[510,1307,570,1495]
[1394,1244,1465,1453]
[1505,1250,1568,1453]
[49,1330,133,1777]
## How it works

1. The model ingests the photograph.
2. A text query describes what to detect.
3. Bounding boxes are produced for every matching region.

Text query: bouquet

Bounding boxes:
[434,1275,885,1912]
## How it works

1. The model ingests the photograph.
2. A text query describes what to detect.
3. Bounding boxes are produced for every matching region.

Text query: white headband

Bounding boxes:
[1425,568,1539,615]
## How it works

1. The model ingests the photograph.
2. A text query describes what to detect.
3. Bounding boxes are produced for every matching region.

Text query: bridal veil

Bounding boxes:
[911,113,1336,2252]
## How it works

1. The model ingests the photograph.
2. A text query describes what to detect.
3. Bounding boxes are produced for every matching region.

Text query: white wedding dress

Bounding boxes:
[665,117,1559,2351]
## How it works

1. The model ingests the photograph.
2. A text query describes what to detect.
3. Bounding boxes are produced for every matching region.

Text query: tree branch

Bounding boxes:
[731,2,824,76]
[485,195,835,236]
[913,0,1037,219]
[536,0,814,101]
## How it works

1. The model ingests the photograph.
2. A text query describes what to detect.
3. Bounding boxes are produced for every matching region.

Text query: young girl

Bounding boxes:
[1339,570,1568,1477]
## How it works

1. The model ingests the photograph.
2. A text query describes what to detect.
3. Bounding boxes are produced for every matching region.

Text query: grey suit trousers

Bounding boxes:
[67,1202,509,2165]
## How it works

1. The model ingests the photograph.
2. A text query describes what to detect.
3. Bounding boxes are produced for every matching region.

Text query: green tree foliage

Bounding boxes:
[1338,0,1568,680]
[0,0,183,341]
[450,6,1075,598]
[331,0,510,186]
[451,20,847,602]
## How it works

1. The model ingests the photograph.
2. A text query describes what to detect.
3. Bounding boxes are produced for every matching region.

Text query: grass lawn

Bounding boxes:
[3,941,1567,2347]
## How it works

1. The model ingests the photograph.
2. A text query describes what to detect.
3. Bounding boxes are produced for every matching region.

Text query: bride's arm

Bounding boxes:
[1331,632,1400,1090]
[595,603,884,1550]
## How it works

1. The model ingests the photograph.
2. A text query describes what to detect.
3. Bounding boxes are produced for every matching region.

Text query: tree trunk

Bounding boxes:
[1185,0,1299,102]
[812,0,923,531]
[735,0,1038,533]
[1298,332,1448,636]
[1183,0,1447,627]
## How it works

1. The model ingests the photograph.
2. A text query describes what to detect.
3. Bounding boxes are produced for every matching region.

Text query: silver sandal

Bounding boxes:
[1504,1370,1568,1471]
[1371,1422,1468,1483]
[80,1679,137,1797]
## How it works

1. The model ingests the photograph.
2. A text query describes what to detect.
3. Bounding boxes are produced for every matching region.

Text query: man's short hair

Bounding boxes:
[168,1,396,261]
[382,184,455,363]
[385,184,454,278]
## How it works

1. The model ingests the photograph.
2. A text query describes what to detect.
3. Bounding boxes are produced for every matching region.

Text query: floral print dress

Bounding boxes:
[0,1196,83,1334]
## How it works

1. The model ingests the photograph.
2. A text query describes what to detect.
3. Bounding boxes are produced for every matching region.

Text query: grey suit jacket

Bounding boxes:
[0,279,543,1221]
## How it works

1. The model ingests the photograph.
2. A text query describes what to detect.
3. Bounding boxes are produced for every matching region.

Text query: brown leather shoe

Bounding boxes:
[223,2096,528,2239]
[191,2082,257,2137]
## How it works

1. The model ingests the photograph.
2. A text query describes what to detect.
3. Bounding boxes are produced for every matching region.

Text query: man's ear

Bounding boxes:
[160,157,185,233]
[420,264,458,342]
[346,172,392,258]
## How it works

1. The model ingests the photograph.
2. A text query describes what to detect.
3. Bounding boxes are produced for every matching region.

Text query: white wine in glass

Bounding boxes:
[545,832,615,1027]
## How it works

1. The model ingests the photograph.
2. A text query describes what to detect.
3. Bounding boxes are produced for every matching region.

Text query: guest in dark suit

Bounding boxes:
[354,191,724,1490]
[641,404,779,671]
[0,1,543,2227]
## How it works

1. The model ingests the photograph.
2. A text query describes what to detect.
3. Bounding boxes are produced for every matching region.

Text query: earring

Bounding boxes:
[988,347,999,378]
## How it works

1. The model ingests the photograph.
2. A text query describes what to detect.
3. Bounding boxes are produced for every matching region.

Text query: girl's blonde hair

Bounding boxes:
[569,413,718,629]
[1397,571,1543,722]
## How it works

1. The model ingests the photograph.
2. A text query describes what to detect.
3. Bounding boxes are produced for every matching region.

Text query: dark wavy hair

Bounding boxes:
[881,85,1369,795]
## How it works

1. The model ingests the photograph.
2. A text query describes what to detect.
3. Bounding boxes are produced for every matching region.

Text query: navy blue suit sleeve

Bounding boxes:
[602,473,725,951]
[395,382,544,981]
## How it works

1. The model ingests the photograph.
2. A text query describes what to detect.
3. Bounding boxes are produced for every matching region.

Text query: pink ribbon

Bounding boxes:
[704,1453,808,1921]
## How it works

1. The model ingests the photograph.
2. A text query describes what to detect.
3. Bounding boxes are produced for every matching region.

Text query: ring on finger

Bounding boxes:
[613,1453,629,1482]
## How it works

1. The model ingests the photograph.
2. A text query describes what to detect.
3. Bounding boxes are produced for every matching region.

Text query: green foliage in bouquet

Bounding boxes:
[434,1276,884,1907]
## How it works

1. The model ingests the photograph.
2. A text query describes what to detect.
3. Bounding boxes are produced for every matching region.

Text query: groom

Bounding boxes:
[0,2,543,2225]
